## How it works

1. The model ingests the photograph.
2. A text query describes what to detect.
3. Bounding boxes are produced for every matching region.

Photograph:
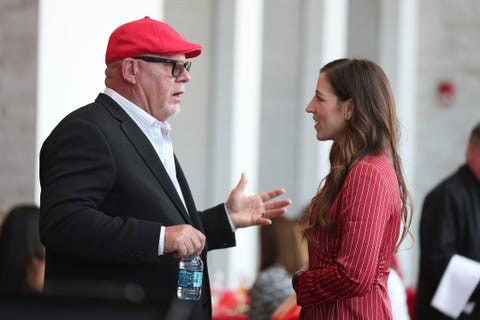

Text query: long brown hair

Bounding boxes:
[300,58,413,250]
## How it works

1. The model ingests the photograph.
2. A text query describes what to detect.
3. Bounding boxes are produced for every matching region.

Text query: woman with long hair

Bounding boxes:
[0,204,45,295]
[293,58,413,319]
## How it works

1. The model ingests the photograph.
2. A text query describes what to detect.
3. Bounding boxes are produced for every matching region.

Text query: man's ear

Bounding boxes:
[122,58,137,84]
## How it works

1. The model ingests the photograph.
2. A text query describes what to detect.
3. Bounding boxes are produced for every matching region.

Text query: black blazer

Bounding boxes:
[415,165,480,320]
[39,93,236,319]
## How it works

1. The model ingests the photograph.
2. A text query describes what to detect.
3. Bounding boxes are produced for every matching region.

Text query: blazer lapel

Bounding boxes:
[175,157,204,233]
[96,94,192,224]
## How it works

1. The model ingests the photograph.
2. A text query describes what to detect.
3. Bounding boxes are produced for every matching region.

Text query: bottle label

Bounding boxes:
[178,270,203,288]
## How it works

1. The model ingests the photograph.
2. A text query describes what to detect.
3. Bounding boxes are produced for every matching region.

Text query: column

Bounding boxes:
[207,0,264,289]
[296,0,349,213]
[378,0,418,286]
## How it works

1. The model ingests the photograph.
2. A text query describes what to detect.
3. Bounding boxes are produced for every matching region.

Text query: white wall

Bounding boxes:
[35,0,164,201]
[413,0,480,286]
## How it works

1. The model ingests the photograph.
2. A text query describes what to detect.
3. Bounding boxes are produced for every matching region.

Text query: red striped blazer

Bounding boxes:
[297,153,402,320]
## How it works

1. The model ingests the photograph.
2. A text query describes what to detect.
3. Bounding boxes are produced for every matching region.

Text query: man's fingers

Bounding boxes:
[186,227,206,255]
[264,199,292,211]
[165,224,206,257]
[259,199,292,222]
[234,172,248,192]
[175,243,188,258]
[265,208,288,218]
[259,188,286,202]
[192,231,206,255]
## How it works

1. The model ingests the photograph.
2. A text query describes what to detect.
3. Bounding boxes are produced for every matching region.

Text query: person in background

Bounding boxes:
[0,204,45,295]
[0,207,6,229]
[415,122,480,319]
[293,58,413,319]
[38,17,291,320]
[248,216,307,320]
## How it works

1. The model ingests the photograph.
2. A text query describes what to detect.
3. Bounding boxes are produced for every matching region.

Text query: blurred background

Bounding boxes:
[0,0,478,295]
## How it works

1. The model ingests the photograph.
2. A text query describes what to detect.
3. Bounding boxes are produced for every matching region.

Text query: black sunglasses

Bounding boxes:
[132,56,192,78]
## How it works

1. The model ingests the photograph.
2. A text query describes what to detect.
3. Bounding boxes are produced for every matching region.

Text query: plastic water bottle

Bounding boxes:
[177,254,203,300]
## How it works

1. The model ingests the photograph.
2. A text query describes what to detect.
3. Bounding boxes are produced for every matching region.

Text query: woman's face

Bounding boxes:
[305,72,351,143]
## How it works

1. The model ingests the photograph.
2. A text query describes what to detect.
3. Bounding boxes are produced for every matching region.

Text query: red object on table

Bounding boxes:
[212,314,247,320]
[272,306,301,320]
[212,290,247,320]
[217,290,239,309]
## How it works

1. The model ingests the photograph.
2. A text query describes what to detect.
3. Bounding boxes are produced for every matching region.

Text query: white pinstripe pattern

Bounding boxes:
[297,153,401,320]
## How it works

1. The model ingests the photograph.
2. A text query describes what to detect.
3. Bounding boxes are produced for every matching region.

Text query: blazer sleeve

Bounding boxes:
[39,118,161,263]
[199,204,236,251]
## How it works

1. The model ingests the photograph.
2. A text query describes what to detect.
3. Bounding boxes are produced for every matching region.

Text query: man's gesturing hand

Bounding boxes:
[226,172,292,228]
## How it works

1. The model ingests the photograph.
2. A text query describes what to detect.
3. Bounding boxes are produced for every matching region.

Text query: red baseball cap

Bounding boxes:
[105,16,202,64]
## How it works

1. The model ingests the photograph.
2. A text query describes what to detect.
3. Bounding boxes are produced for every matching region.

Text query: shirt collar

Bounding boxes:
[103,87,171,134]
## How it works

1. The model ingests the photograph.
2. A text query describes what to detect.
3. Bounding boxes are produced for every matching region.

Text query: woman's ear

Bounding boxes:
[344,99,353,121]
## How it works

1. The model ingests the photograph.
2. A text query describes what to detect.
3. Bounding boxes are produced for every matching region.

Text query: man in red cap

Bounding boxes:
[39,17,291,319]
